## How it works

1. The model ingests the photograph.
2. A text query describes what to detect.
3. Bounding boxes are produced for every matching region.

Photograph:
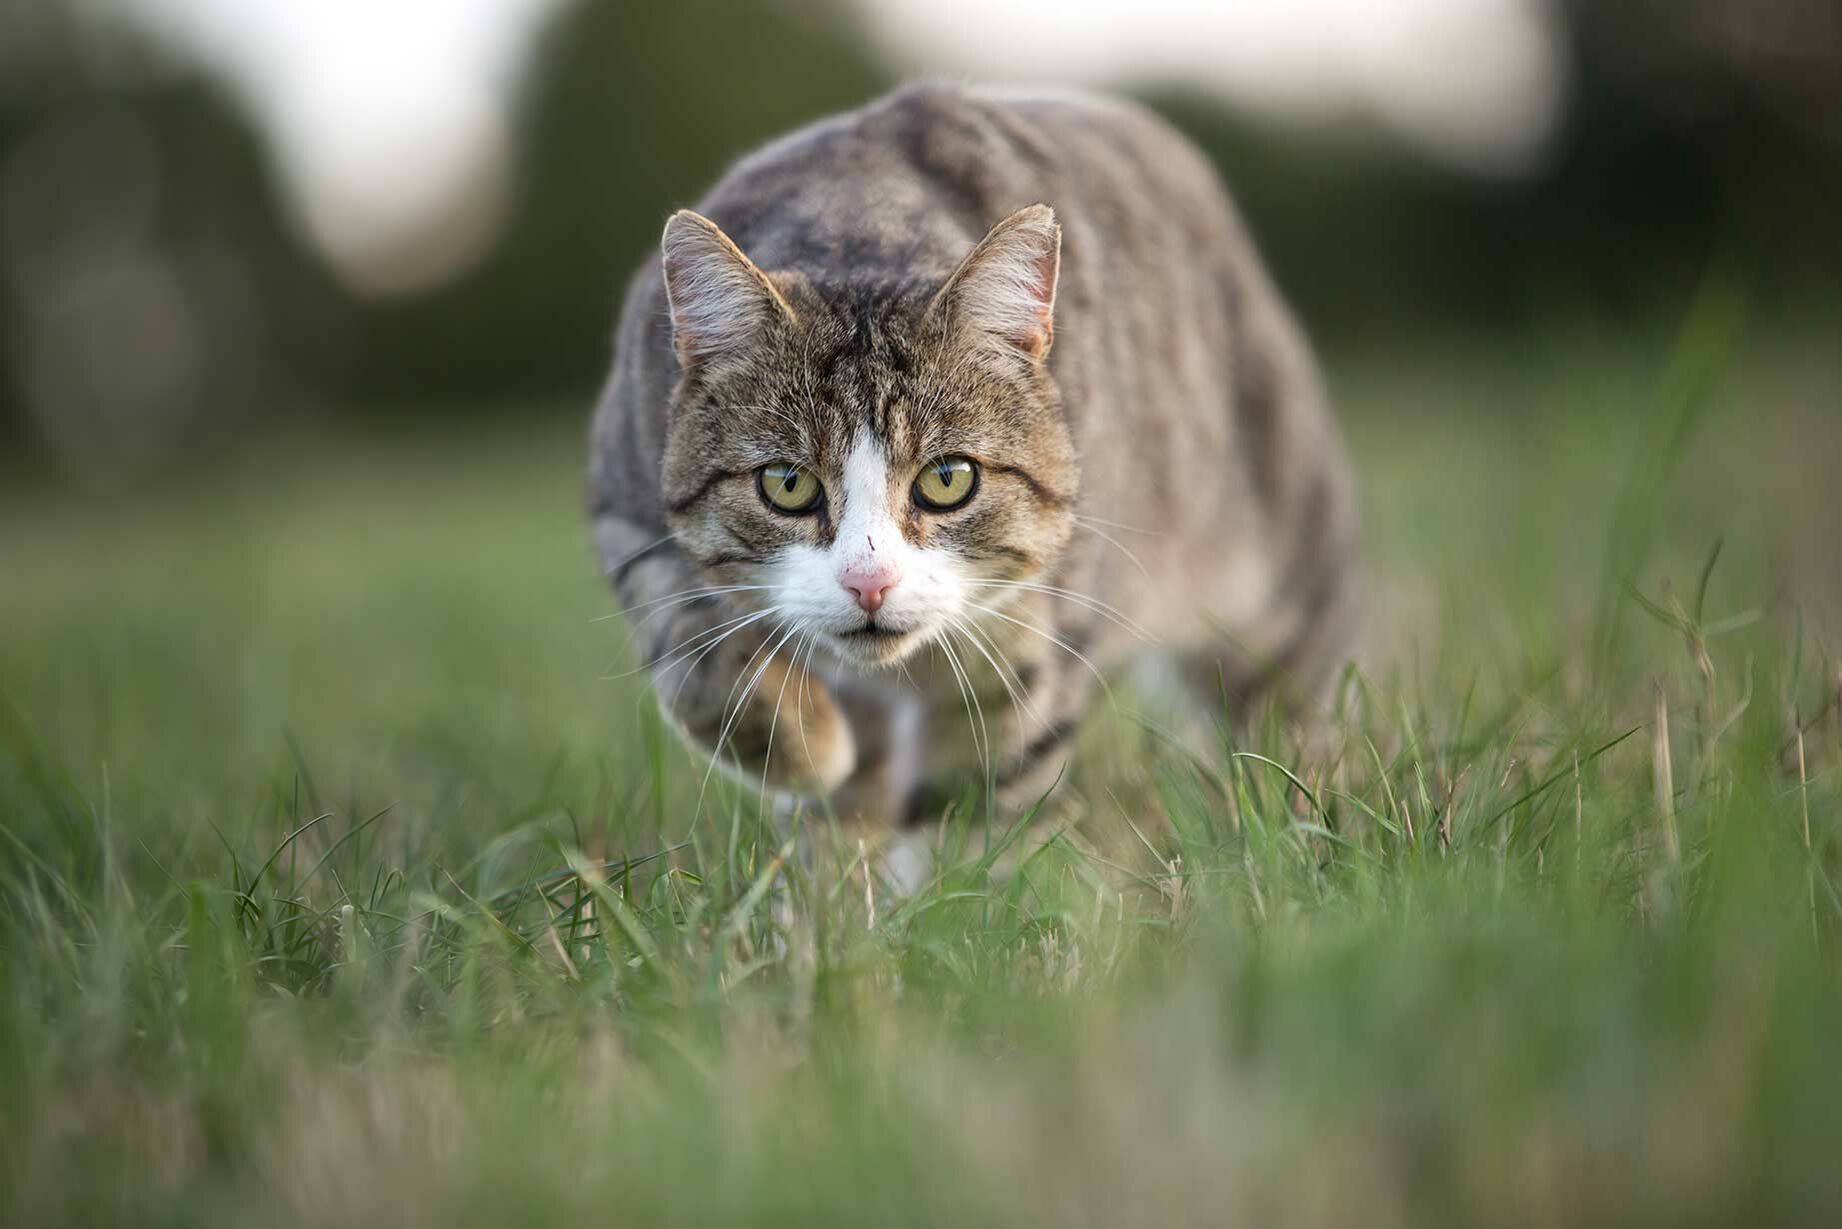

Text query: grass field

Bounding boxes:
[4,303,1841,1225]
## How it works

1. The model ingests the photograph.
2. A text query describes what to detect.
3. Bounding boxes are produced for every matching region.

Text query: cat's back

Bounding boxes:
[593,83,1361,703]
[594,83,1249,506]
[596,85,1358,682]
[695,84,1349,601]
[602,81,1293,455]
[692,84,1237,288]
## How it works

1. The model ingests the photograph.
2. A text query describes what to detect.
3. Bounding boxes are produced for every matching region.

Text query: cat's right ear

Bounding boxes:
[660,210,796,369]
[932,204,1061,363]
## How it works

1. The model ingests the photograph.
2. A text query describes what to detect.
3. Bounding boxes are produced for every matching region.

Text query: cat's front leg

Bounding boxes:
[987,633,1097,816]
[610,533,856,795]
[650,613,857,795]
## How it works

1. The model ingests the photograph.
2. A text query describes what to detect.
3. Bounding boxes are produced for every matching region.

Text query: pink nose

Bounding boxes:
[840,564,900,615]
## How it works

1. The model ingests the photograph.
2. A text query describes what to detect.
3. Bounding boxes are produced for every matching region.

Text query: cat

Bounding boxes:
[589,83,1361,831]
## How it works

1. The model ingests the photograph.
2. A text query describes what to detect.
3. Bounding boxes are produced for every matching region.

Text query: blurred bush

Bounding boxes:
[3,0,1838,478]
[341,0,888,406]
[1160,0,1842,345]
[0,3,348,477]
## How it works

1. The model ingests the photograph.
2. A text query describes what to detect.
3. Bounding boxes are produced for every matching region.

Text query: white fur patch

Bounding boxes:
[766,433,969,663]
[880,832,934,897]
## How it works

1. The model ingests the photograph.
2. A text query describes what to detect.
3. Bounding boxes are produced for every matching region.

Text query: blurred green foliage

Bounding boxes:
[4,0,1839,470]
[346,0,889,403]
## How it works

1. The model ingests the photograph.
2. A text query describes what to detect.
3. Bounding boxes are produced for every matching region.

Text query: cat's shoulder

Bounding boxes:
[722,81,1169,178]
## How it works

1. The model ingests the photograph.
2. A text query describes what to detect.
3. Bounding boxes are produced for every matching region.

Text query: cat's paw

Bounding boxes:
[655,644,855,794]
[749,651,856,793]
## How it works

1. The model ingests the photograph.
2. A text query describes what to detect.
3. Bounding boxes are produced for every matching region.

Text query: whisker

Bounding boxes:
[965,577,1141,624]
[592,584,772,625]
[948,616,1038,731]
[934,632,990,782]
[794,630,823,788]
[607,589,778,681]
[755,630,810,802]
[964,601,1115,703]
[698,619,802,805]
[605,605,776,682]
[964,579,1155,644]
[685,619,787,822]
[651,606,776,672]
[1069,517,1151,580]
[700,619,789,761]
[661,608,781,711]
[1072,512,1159,536]
[598,532,675,580]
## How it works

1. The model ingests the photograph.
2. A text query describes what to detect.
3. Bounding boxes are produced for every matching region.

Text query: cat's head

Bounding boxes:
[656,205,1077,668]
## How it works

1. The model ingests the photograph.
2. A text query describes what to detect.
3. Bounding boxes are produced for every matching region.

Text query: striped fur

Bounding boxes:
[590,84,1361,828]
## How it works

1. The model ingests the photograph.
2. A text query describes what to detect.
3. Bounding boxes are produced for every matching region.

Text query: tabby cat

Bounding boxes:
[590,84,1360,829]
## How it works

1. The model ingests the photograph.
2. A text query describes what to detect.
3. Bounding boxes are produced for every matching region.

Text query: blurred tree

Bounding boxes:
[5,0,1837,474]
[0,3,347,476]
[1561,0,1842,298]
[341,0,890,407]
[1151,0,1842,348]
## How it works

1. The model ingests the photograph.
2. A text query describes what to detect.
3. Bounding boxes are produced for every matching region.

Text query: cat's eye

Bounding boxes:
[913,456,979,511]
[757,462,823,514]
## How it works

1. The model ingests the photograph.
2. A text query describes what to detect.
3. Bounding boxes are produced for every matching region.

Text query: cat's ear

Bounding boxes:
[932,204,1061,363]
[660,210,796,369]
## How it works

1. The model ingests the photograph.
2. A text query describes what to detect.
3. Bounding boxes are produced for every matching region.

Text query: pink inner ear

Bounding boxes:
[1008,246,1057,359]
[1021,266,1055,352]
[954,212,1060,362]
[660,211,793,367]
[934,206,1062,362]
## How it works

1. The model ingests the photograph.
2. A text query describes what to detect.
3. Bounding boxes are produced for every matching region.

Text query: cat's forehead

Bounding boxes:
[681,276,1029,467]
[801,291,926,397]
[708,304,934,452]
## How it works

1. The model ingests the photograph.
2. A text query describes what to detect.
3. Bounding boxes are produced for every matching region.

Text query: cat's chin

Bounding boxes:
[825,624,929,668]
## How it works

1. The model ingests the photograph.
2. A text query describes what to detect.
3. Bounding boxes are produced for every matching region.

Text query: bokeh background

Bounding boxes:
[5,0,1839,477]
[4,0,1840,802]
[6,8,1842,1222]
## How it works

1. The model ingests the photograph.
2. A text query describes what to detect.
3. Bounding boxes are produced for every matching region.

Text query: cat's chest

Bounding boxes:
[820,641,1009,719]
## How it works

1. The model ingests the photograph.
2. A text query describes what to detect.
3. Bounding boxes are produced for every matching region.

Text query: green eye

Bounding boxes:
[913,456,979,511]
[757,462,822,514]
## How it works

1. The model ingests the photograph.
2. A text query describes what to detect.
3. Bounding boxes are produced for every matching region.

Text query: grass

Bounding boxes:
[3,308,1841,1226]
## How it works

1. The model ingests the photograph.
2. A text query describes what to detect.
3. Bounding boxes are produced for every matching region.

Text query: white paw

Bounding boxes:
[880,832,934,897]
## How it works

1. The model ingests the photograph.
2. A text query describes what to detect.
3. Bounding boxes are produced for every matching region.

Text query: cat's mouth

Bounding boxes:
[829,619,924,663]
[840,623,908,639]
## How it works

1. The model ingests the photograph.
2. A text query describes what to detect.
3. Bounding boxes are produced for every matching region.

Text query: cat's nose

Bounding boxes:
[840,563,901,615]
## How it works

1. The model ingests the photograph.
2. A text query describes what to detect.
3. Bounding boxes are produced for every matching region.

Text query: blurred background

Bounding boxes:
[9,9,1842,1221]
[3,0,1839,481]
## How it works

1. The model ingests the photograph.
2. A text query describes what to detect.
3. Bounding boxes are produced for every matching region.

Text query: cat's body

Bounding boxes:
[590,84,1360,824]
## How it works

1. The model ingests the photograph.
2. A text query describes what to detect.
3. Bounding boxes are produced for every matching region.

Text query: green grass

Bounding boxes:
[3,311,1841,1226]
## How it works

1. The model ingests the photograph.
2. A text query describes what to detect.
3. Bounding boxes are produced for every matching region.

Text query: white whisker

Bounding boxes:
[793,629,823,788]
[948,616,1038,732]
[1070,517,1152,580]
[964,600,1114,702]
[698,619,802,804]
[1071,512,1158,536]
[593,584,772,625]
[755,630,810,802]
[934,632,990,782]
[598,532,675,580]
[607,605,776,682]
[964,579,1155,644]
[656,609,780,723]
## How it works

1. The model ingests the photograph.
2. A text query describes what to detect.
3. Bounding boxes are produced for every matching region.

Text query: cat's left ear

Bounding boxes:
[660,210,797,369]
[932,204,1061,363]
